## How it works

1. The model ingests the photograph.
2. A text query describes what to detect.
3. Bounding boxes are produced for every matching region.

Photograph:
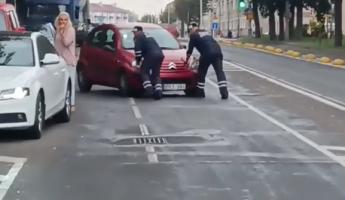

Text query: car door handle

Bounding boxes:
[54,72,59,76]
[61,69,66,72]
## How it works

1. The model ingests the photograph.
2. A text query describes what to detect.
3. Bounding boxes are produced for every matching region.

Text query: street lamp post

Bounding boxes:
[200,0,203,28]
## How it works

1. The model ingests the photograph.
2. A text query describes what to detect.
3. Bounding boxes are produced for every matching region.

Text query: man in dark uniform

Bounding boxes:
[186,23,228,99]
[133,26,165,100]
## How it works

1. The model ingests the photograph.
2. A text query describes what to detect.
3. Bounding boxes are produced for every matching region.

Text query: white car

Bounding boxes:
[0,32,72,139]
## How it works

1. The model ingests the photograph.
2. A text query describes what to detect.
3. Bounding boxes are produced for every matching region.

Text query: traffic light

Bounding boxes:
[238,0,247,12]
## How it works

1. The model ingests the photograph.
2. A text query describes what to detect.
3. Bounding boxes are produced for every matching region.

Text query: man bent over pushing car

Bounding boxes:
[133,26,165,100]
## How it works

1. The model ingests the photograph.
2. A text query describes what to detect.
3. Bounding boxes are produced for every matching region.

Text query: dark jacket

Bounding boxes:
[187,32,222,58]
[134,32,163,63]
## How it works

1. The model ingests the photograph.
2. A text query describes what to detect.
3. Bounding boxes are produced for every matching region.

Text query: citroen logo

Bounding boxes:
[168,62,177,70]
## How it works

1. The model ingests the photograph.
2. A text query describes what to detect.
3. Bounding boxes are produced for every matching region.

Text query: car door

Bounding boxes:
[86,26,118,86]
[36,36,66,113]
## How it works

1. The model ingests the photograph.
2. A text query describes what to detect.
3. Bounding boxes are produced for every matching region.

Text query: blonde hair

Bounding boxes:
[55,11,73,31]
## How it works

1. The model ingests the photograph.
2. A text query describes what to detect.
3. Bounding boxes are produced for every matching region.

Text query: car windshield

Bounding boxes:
[120,28,180,50]
[0,13,7,31]
[0,37,34,66]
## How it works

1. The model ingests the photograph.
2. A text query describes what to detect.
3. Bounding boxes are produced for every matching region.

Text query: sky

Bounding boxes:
[90,0,173,17]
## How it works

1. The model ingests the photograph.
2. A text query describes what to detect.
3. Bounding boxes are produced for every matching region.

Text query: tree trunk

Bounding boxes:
[295,2,303,40]
[335,0,343,47]
[279,13,285,41]
[181,21,185,38]
[289,4,295,40]
[253,0,261,38]
[269,11,276,40]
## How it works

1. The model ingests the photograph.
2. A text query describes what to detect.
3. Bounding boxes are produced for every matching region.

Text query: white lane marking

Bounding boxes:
[322,146,345,151]
[0,175,5,181]
[0,156,27,200]
[139,124,149,136]
[207,78,345,168]
[129,97,136,105]
[224,60,345,111]
[132,106,142,119]
[139,124,158,163]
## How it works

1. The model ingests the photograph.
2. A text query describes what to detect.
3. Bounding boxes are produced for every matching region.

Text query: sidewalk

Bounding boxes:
[239,37,345,60]
[220,37,345,69]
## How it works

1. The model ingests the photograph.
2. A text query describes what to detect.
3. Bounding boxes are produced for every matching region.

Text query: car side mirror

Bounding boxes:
[41,53,60,65]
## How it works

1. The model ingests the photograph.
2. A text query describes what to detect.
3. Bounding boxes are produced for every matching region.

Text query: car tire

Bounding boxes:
[77,67,92,93]
[119,74,143,97]
[184,88,198,97]
[28,93,45,139]
[55,84,72,123]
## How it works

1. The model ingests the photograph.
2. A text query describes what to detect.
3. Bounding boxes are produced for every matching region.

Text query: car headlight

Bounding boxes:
[0,87,30,100]
[188,56,199,69]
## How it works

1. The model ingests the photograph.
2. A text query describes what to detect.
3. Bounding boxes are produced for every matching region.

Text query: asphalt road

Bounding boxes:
[1,53,345,199]
[221,46,345,104]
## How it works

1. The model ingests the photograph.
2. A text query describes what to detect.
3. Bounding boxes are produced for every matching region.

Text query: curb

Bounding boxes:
[220,39,345,69]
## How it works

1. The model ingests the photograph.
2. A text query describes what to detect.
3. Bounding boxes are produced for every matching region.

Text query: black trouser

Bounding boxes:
[141,54,164,91]
[197,54,227,92]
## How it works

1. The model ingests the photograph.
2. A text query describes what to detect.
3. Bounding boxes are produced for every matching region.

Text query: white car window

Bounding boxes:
[0,36,34,66]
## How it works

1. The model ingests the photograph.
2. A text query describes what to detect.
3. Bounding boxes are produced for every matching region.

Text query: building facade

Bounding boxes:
[90,3,130,24]
[205,0,316,37]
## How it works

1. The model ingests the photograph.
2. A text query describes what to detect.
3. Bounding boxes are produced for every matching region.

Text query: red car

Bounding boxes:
[77,23,199,96]
[0,4,25,32]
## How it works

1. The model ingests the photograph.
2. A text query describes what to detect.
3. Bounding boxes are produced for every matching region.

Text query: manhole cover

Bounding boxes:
[114,135,206,146]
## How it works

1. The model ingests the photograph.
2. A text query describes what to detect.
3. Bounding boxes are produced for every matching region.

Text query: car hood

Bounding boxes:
[0,67,36,90]
[126,49,187,62]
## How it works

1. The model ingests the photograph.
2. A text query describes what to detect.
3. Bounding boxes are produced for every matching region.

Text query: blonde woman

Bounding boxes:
[54,12,77,111]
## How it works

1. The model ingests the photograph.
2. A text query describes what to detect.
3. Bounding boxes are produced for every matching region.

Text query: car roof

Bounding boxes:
[0,4,16,12]
[114,22,162,29]
[0,31,32,37]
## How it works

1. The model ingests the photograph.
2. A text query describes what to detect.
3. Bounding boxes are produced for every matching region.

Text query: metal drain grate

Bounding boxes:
[133,137,168,145]
[114,135,207,146]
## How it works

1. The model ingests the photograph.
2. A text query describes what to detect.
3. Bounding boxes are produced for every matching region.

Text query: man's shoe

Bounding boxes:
[195,88,205,98]
[144,86,154,97]
[153,90,162,100]
[220,88,228,100]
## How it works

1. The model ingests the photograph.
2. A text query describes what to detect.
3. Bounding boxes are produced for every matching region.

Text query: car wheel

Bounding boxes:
[77,67,92,93]
[119,74,143,97]
[28,93,45,139]
[184,88,198,97]
[55,84,72,123]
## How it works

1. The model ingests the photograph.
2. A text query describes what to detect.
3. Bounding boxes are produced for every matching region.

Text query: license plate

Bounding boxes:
[163,84,186,90]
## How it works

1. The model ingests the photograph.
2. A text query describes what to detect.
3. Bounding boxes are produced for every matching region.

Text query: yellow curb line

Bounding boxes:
[221,42,345,69]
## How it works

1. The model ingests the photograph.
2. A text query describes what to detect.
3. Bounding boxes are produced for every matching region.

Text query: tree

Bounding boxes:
[259,0,277,40]
[141,14,158,23]
[252,0,261,38]
[276,0,286,41]
[160,4,177,24]
[174,0,201,37]
[334,0,343,47]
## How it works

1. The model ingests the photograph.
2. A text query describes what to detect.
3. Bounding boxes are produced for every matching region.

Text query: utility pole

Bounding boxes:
[200,0,203,27]
[284,0,290,40]
[168,3,171,24]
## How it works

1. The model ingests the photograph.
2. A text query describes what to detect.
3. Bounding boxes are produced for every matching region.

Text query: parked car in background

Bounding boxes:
[39,22,56,45]
[77,23,199,97]
[0,32,72,139]
[0,3,25,32]
[76,22,98,46]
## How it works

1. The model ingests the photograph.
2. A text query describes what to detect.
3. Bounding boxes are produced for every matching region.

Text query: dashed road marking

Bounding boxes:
[322,145,345,152]
[0,156,27,200]
[207,78,345,169]
[132,105,142,119]
[129,98,158,163]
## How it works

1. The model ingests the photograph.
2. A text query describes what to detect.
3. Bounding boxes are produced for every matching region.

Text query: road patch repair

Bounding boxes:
[220,39,345,69]
[0,156,27,200]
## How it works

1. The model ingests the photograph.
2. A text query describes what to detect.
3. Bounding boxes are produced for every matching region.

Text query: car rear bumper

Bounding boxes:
[0,98,36,129]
